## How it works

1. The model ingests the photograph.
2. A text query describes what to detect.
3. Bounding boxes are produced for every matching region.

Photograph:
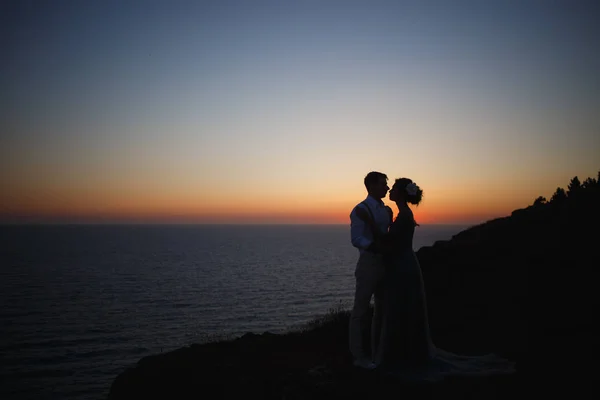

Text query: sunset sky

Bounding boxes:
[1,0,599,224]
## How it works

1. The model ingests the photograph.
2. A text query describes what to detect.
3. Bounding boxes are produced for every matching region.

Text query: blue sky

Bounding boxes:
[1,0,599,223]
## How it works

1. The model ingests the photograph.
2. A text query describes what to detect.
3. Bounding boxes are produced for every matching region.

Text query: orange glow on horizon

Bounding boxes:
[0,173,565,225]
[1,196,518,225]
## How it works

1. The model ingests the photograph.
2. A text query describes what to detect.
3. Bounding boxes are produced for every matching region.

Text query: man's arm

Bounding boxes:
[350,205,373,250]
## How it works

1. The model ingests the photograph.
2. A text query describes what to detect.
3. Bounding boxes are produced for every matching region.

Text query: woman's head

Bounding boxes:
[389,178,423,205]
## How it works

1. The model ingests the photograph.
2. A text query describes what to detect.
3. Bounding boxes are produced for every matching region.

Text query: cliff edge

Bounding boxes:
[108,173,598,399]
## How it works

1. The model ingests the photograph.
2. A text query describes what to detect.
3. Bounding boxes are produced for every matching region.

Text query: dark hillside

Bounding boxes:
[108,172,599,399]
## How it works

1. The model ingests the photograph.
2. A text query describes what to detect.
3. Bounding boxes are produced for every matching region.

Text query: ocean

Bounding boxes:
[0,223,469,400]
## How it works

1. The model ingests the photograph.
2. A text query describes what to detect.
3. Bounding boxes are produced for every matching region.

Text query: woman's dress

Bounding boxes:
[373,210,516,381]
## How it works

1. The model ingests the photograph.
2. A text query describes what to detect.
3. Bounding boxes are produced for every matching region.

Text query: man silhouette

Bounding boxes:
[348,171,392,369]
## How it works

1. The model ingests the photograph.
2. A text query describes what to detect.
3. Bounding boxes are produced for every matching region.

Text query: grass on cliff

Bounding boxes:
[297,301,352,334]
[190,301,356,346]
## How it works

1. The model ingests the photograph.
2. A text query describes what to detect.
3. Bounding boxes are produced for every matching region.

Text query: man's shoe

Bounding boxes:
[353,358,376,370]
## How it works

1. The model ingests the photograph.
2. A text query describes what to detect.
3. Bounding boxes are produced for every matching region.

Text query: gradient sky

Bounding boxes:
[1,0,599,224]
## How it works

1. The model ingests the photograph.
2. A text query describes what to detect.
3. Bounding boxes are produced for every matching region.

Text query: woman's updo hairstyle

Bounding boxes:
[393,178,423,206]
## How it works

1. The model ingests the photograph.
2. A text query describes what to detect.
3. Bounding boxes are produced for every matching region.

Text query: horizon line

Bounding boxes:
[0,221,477,227]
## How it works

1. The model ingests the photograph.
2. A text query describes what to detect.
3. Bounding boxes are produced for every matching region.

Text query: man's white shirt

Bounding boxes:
[350,195,392,255]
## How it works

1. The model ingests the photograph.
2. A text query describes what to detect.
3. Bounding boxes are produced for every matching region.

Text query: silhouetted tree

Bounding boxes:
[582,177,597,189]
[533,196,546,206]
[550,187,567,203]
[567,176,582,197]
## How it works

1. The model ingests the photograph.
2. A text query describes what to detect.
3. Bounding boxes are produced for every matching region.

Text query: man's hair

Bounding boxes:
[364,171,388,190]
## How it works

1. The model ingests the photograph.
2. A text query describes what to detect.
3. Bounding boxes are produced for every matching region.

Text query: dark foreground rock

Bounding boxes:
[108,173,599,399]
[108,313,523,400]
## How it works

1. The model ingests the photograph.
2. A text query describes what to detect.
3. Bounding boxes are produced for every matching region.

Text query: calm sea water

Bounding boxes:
[0,223,468,400]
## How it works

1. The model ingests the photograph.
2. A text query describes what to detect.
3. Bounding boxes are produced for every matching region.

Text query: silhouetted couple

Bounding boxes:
[349,171,515,381]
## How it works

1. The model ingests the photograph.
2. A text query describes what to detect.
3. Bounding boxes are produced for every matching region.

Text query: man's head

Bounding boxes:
[364,171,389,200]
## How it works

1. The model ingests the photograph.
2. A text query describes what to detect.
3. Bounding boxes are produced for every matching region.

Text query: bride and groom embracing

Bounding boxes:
[348,171,515,380]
